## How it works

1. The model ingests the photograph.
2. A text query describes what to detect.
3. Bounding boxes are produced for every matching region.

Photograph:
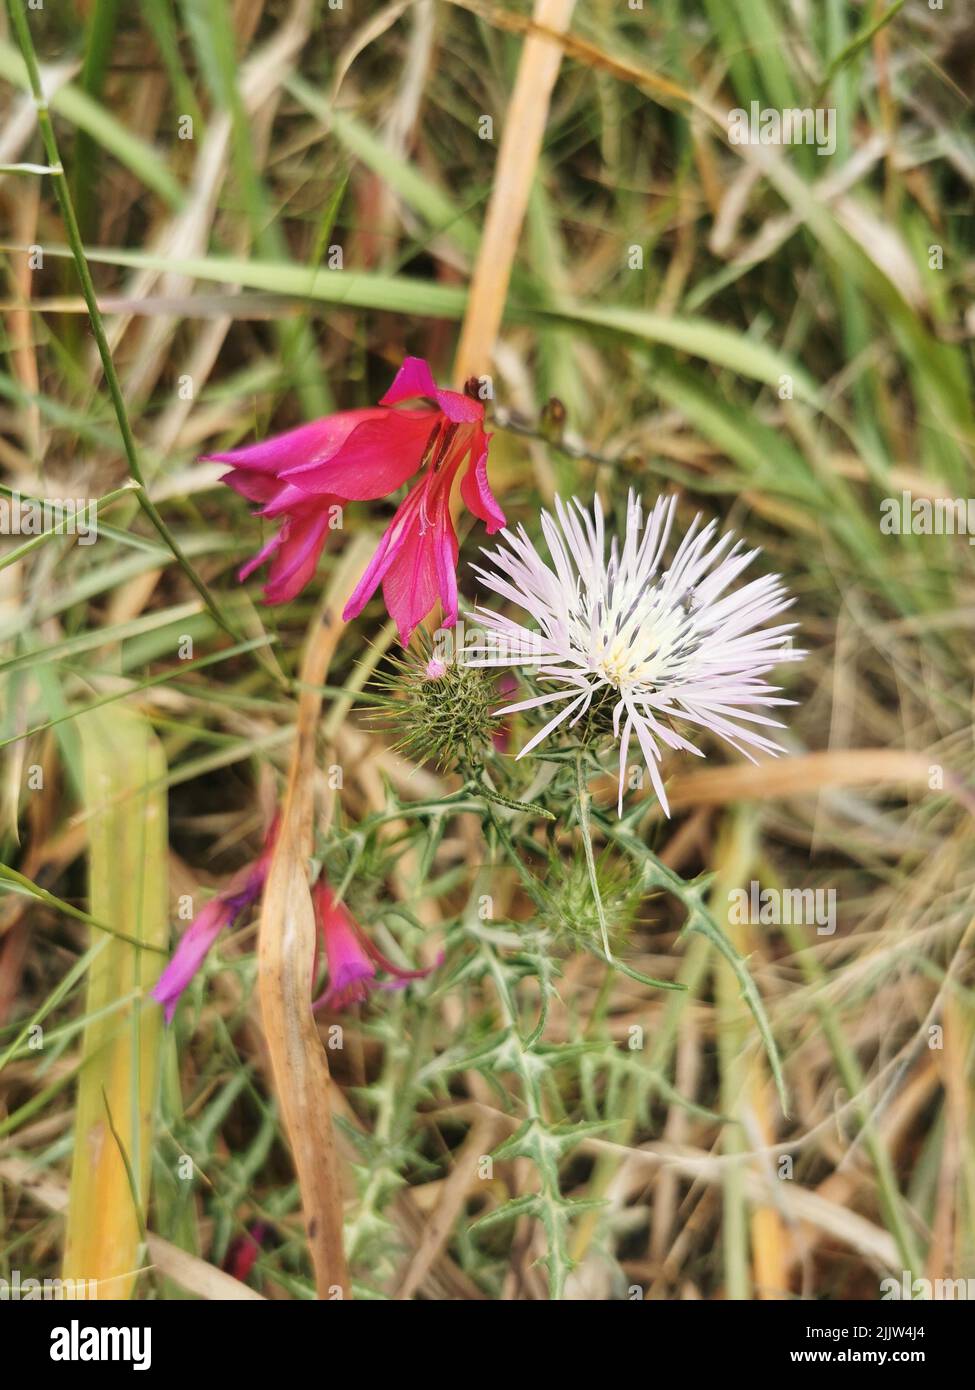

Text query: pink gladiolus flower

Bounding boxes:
[338,358,505,643]
[311,878,436,1012]
[152,825,276,1023]
[205,357,505,642]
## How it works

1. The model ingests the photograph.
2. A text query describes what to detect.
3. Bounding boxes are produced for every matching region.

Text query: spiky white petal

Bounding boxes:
[470,492,804,815]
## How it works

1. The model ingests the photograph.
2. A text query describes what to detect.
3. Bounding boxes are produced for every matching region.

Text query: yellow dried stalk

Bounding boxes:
[62,706,168,1298]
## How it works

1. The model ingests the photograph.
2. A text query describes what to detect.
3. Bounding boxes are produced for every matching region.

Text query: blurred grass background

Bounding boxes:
[0,0,973,1299]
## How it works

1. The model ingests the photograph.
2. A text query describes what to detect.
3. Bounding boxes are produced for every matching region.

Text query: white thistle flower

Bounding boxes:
[470,492,804,816]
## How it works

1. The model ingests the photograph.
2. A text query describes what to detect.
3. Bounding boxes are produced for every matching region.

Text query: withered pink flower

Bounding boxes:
[152,822,276,1023]
[207,357,505,642]
[311,878,436,1012]
[223,1223,267,1284]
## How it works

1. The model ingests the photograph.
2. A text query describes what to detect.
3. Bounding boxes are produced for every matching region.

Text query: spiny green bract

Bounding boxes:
[365,637,501,772]
[538,850,643,949]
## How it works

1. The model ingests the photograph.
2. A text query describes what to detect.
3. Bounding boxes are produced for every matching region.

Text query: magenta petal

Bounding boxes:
[238,531,282,583]
[433,516,460,629]
[203,410,380,476]
[260,481,326,519]
[342,486,425,624]
[152,899,232,1024]
[221,469,280,506]
[461,431,505,533]
[379,356,440,406]
[344,482,459,644]
[262,511,333,604]
[433,388,483,424]
[312,875,439,1010]
[235,495,339,605]
[314,881,378,1010]
[154,825,276,1023]
[318,959,374,1010]
[381,529,441,646]
[282,410,434,500]
[379,357,483,424]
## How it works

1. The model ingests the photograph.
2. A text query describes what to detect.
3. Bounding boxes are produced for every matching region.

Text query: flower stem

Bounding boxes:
[575,752,612,960]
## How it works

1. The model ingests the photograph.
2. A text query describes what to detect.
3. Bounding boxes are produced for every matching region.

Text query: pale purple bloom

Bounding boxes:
[470,491,804,816]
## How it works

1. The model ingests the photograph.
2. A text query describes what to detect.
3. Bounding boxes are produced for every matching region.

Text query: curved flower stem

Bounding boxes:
[597,812,789,1116]
[574,751,612,960]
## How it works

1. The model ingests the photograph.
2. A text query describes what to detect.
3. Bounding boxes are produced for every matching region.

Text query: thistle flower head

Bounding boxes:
[471,491,804,815]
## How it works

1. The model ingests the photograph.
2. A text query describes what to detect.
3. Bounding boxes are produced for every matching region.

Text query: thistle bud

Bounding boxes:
[366,635,501,773]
